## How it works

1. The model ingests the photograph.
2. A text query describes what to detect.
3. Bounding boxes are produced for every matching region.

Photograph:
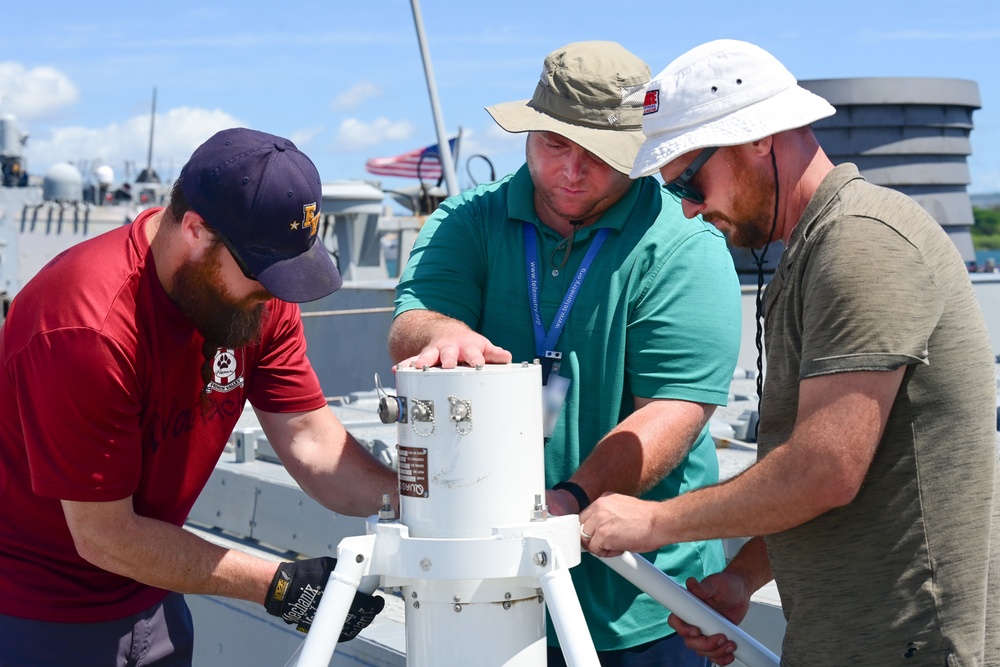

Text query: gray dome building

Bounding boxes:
[729,77,981,278]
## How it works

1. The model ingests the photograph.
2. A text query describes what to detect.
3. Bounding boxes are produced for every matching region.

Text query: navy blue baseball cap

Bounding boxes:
[179,128,342,303]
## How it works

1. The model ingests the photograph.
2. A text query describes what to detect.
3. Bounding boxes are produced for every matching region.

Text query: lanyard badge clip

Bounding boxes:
[540,350,562,386]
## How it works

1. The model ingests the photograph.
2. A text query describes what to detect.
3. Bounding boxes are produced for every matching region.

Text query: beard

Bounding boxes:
[170,247,270,349]
[704,150,776,249]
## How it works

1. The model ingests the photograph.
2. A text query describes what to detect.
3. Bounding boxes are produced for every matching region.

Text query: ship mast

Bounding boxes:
[409,0,459,197]
[145,87,156,178]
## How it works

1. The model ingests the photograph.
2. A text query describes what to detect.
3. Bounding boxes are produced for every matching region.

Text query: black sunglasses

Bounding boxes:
[210,230,257,281]
[663,147,718,205]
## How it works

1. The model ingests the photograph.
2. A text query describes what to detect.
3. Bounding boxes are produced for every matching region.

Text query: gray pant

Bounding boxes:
[0,593,193,667]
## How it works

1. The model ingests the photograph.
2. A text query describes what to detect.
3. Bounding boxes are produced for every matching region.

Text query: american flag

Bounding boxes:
[364,137,458,181]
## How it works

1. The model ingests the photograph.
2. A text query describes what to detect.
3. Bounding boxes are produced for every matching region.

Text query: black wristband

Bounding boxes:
[553,481,590,512]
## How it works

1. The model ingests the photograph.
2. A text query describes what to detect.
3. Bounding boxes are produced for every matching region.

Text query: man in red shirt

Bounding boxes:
[0,128,397,666]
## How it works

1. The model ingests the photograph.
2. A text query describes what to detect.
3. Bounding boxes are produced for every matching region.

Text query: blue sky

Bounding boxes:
[2,0,998,197]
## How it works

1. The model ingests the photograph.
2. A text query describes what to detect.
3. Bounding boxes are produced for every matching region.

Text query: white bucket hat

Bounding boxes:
[487,41,650,175]
[631,39,836,178]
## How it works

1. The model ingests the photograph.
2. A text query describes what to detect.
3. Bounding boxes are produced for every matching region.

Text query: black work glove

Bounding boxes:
[264,556,386,640]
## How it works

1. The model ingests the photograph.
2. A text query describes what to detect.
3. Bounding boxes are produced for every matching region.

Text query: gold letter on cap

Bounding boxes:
[302,203,319,237]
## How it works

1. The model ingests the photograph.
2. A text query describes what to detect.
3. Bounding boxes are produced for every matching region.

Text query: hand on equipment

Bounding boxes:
[264,556,386,640]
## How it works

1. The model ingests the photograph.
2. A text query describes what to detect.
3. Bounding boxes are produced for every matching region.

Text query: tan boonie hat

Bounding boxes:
[486,41,650,175]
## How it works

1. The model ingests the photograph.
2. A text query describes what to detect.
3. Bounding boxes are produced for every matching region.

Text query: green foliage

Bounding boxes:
[973,207,1000,250]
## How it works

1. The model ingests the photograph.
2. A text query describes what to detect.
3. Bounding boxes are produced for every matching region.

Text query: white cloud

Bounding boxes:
[0,62,79,120]
[289,126,326,151]
[331,82,381,111]
[459,123,526,181]
[27,107,244,183]
[335,117,415,151]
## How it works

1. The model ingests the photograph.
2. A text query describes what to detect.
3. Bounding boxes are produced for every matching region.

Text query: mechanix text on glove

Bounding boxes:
[264,556,386,639]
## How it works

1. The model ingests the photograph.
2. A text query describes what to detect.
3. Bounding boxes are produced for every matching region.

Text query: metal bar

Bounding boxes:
[602,551,780,667]
[409,0,459,197]
[298,307,395,318]
[146,87,157,174]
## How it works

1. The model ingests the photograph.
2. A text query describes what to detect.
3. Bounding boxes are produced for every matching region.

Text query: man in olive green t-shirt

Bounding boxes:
[583,40,999,667]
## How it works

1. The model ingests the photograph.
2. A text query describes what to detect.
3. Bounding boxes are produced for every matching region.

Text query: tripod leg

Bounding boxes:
[289,534,378,667]
[538,548,600,667]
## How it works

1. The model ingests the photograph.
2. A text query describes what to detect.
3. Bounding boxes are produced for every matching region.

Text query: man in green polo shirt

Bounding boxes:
[389,40,742,666]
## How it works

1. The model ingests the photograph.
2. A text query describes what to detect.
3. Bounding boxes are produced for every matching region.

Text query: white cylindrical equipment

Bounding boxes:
[0,114,22,157]
[392,364,551,666]
[396,364,546,538]
[292,362,587,667]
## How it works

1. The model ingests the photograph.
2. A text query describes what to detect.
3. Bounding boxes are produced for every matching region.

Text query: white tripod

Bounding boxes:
[286,365,779,667]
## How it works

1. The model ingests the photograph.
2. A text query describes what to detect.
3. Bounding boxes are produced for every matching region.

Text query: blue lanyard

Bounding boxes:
[523,224,610,358]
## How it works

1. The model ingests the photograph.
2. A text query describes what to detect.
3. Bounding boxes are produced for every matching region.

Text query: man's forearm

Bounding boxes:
[256,407,398,517]
[573,398,715,501]
[298,435,399,517]
[64,499,276,604]
[724,536,773,594]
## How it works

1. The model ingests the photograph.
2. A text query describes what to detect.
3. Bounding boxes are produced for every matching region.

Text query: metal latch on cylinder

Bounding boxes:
[448,396,473,434]
[411,399,435,437]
